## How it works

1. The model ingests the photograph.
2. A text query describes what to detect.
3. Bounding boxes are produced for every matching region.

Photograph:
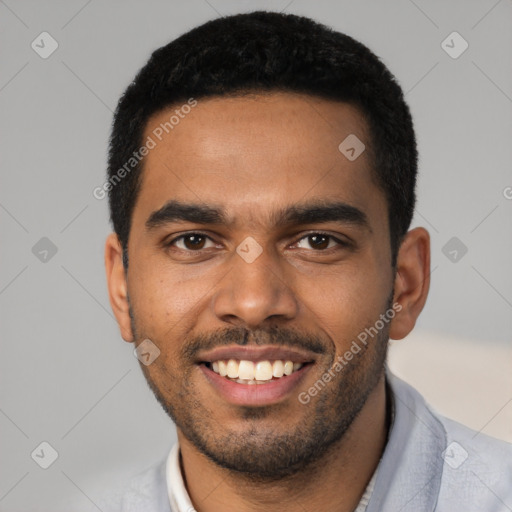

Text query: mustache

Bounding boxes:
[181,325,327,361]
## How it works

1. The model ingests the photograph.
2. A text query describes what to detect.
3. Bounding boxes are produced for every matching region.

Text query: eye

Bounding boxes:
[295,233,346,250]
[168,233,217,251]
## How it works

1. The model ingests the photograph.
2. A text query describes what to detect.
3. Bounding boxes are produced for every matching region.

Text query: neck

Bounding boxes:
[178,373,389,512]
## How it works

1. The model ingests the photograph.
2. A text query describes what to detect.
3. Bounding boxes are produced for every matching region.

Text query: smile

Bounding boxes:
[196,345,317,405]
[206,359,305,384]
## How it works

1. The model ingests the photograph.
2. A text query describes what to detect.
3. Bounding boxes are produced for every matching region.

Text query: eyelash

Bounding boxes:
[164,231,350,252]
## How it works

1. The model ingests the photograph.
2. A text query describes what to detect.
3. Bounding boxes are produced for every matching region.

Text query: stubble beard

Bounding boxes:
[128,294,391,481]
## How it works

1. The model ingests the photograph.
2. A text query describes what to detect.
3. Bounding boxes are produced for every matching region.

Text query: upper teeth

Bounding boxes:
[210,359,303,382]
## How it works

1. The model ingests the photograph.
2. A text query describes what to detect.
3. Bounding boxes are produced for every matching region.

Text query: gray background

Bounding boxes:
[1,0,511,510]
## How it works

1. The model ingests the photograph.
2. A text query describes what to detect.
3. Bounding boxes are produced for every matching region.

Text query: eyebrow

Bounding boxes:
[145,199,371,232]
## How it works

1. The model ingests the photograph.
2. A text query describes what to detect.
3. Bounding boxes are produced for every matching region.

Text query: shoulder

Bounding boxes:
[411,383,512,509]
[95,457,170,512]
[384,372,512,511]
[435,413,512,500]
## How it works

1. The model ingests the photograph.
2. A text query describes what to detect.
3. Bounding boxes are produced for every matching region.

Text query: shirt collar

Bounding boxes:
[365,369,446,512]
[166,442,194,512]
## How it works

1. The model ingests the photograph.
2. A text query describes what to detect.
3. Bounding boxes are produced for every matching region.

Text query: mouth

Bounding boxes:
[196,345,316,406]
[203,358,309,384]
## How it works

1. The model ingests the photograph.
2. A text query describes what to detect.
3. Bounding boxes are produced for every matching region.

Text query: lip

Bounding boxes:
[196,345,317,364]
[199,362,312,406]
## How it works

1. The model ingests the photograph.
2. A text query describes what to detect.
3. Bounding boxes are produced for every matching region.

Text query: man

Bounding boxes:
[101,10,512,512]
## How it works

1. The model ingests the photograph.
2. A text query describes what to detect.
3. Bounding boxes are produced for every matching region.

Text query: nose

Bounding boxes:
[211,244,299,329]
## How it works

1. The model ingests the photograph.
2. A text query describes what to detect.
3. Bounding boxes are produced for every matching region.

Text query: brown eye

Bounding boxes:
[183,234,206,250]
[296,233,342,250]
[308,234,330,250]
[170,234,215,251]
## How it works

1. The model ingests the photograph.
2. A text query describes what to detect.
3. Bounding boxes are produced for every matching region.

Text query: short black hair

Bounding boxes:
[107,10,417,268]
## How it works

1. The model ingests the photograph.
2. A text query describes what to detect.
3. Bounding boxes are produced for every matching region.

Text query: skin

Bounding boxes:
[105,92,430,512]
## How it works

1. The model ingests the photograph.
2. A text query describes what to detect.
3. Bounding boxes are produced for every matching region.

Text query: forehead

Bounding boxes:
[134,92,385,228]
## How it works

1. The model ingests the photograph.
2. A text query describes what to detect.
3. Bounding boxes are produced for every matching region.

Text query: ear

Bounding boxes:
[389,227,430,340]
[105,233,134,342]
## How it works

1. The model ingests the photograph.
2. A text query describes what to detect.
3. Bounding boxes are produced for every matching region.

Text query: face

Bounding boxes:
[106,92,426,479]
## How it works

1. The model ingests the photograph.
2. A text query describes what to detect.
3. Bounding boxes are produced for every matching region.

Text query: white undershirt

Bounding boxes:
[166,443,378,512]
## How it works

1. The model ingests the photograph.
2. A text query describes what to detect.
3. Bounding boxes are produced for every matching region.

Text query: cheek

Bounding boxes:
[299,260,390,349]
[128,260,216,336]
